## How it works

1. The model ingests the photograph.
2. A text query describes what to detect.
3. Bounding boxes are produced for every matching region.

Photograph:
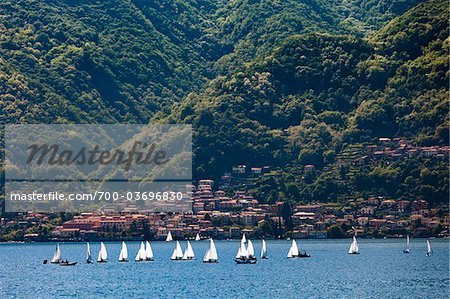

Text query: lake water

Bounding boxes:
[0,239,448,298]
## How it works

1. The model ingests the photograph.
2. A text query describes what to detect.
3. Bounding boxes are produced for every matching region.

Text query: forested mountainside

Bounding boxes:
[166,0,448,203]
[0,0,447,203]
[0,0,423,123]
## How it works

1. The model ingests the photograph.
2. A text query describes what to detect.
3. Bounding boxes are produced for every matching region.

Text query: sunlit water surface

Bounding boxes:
[0,239,448,298]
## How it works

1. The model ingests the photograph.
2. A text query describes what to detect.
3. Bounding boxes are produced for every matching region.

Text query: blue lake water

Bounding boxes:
[0,239,448,298]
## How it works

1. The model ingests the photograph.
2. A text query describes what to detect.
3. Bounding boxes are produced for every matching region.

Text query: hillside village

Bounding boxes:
[2,177,448,242]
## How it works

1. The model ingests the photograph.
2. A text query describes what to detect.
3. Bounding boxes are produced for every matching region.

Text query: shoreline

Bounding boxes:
[1,236,447,244]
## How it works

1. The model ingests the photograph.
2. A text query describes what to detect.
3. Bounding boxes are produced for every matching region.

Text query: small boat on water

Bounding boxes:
[119,241,128,262]
[287,239,310,258]
[86,242,93,264]
[97,242,108,263]
[135,242,147,262]
[60,260,77,266]
[182,241,196,260]
[166,231,173,242]
[203,238,218,263]
[235,238,257,264]
[426,240,432,257]
[348,236,359,255]
[261,239,268,259]
[171,241,184,260]
[51,243,62,264]
[195,233,201,241]
[145,241,154,261]
[403,236,410,254]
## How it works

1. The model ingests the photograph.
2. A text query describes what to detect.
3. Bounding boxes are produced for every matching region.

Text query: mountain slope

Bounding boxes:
[0,0,425,124]
[167,0,448,202]
[0,0,220,123]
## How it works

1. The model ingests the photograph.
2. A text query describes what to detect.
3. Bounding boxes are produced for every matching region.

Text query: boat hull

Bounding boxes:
[60,262,77,266]
[289,253,310,258]
[348,252,360,255]
[203,260,218,263]
[235,258,257,264]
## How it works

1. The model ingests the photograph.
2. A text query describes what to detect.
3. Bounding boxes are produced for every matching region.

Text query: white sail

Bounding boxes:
[348,236,359,254]
[261,240,267,258]
[97,242,107,262]
[166,231,173,242]
[235,246,242,258]
[241,233,247,244]
[183,241,195,259]
[426,240,432,255]
[247,239,255,257]
[288,240,299,257]
[209,239,218,261]
[195,233,201,241]
[135,242,145,261]
[406,235,410,250]
[145,241,154,260]
[203,248,210,261]
[86,242,92,263]
[119,241,128,261]
[51,243,61,263]
[171,241,183,260]
[239,239,249,258]
[203,238,219,262]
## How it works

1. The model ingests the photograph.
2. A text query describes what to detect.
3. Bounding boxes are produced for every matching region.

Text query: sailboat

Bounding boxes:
[51,243,62,264]
[135,241,146,262]
[182,241,196,260]
[165,231,173,242]
[119,241,128,262]
[97,242,108,263]
[86,242,93,264]
[145,241,154,261]
[426,240,432,257]
[403,236,410,254]
[348,236,359,255]
[247,239,256,260]
[235,238,256,264]
[287,239,310,258]
[171,241,183,260]
[261,239,268,259]
[195,233,201,241]
[203,238,218,263]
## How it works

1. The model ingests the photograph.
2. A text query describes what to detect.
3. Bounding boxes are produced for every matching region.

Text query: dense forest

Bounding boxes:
[0,0,448,204]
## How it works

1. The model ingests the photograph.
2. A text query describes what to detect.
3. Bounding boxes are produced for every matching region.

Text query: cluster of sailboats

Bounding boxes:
[45,234,433,266]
